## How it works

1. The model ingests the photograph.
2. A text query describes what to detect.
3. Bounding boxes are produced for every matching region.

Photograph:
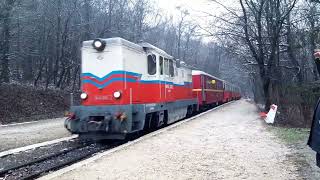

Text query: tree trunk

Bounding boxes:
[0,0,15,83]
[34,59,46,87]
[84,0,91,40]
[54,0,62,85]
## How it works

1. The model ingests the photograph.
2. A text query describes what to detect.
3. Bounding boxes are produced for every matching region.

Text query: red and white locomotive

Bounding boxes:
[65,37,240,139]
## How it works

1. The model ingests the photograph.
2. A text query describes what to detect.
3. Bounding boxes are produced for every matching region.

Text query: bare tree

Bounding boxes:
[0,0,18,83]
[176,7,189,60]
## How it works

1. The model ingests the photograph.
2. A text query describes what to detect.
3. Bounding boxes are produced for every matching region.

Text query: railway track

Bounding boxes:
[0,138,122,180]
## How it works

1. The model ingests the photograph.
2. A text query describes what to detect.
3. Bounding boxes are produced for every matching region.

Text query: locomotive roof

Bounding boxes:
[82,37,173,59]
[192,70,240,90]
[192,70,224,82]
[82,37,144,52]
[138,42,173,59]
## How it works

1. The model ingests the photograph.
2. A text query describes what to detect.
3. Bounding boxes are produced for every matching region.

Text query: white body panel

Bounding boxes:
[82,45,123,78]
[122,46,146,75]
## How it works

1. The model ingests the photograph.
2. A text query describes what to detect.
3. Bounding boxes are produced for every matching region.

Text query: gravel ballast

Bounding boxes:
[44,100,299,180]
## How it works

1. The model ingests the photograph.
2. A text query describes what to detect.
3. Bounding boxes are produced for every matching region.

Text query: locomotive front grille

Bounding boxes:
[68,104,134,136]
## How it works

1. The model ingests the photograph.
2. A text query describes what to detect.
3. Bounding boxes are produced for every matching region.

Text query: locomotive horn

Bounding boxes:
[92,38,106,52]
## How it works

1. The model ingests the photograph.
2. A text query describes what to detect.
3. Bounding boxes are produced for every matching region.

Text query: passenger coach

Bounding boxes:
[224,82,241,102]
[192,70,224,109]
[191,70,241,109]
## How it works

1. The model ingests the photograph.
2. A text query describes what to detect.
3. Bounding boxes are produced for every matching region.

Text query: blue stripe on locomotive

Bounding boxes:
[82,71,192,89]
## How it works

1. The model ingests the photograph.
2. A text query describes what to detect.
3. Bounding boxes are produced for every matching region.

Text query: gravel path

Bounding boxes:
[0,118,71,152]
[45,100,300,180]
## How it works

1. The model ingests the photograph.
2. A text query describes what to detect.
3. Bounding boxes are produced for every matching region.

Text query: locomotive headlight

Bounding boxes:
[92,39,106,51]
[94,41,102,48]
[80,93,88,100]
[113,91,121,99]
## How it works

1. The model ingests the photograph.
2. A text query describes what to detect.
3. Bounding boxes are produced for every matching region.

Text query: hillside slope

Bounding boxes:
[0,84,72,124]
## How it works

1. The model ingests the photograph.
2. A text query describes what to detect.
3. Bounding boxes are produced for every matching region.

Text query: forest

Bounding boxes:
[1,0,320,127]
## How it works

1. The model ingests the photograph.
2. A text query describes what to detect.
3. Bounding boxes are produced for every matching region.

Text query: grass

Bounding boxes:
[270,127,310,145]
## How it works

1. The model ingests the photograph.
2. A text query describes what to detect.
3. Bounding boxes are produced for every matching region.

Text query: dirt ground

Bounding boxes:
[294,144,320,180]
[0,118,71,152]
[45,100,301,180]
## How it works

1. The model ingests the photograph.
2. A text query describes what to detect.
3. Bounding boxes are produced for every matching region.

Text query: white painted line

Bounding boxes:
[0,120,42,127]
[39,101,234,180]
[0,135,78,158]
[0,118,64,127]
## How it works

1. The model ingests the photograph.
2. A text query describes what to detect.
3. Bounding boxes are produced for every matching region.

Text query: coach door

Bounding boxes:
[159,56,165,102]
[201,74,206,102]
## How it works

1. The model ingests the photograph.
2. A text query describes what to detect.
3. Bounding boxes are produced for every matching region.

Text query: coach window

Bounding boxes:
[159,56,164,75]
[169,60,174,77]
[148,54,156,75]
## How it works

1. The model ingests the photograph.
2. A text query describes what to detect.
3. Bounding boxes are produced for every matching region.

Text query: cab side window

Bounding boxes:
[159,56,164,75]
[148,54,156,75]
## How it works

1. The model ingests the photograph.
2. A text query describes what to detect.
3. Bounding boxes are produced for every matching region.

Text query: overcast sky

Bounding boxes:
[157,0,214,15]
[156,0,218,23]
[155,0,236,41]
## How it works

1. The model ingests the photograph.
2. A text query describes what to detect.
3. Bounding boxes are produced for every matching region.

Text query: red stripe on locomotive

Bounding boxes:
[82,81,194,106]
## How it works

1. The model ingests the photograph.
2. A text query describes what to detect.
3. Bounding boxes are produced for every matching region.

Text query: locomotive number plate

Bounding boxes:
[95,95,112,100]
[165,85,173,89]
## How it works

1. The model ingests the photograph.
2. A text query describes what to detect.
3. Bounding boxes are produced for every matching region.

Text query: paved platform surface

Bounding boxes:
[42,100,299,180]
[0,118,71,152]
